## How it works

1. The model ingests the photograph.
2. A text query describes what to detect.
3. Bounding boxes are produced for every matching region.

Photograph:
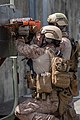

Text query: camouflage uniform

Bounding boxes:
[15,25,62,120]
[47,13,78,120]
[60,32,72,60]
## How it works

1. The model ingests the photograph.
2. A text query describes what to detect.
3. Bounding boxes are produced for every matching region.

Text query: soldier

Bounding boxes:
[47,13,78,120]
[15,25,62,120]
[47,13,72,60]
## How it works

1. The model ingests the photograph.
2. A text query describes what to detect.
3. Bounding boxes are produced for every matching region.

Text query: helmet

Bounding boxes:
[41,25,62,41]
[47,13,68,26]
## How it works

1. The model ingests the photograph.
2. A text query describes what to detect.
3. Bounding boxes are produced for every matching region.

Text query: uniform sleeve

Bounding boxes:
[15,38,45,59]
[61,37,72,60]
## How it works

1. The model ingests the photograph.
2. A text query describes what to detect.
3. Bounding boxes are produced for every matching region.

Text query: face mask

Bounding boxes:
[45,38,53,43]
[46,38,60,47]
[53,40,61,47]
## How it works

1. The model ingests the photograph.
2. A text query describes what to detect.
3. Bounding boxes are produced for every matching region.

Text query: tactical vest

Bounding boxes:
[51,56,70,89]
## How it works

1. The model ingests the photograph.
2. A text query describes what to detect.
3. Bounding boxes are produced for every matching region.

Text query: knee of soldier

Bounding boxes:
[15,105,20,115]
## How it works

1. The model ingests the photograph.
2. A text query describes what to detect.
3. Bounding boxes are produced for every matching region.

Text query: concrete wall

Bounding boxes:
[0,0,80,104]
[0,0,9,4]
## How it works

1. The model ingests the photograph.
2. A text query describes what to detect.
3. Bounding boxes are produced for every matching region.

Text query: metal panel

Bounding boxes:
[0,27,10,57]
[42,0,48,25]
[0,4,22,57]
[29,0,35,19]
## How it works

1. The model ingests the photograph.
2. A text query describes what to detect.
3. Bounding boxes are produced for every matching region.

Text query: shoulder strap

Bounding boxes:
[46,48,55,59]
[45,48,55,72]
[71,42,79,59]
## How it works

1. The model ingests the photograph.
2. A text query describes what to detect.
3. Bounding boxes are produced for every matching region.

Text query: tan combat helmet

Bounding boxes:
[47,13,68,26]
[41,25,62,41]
